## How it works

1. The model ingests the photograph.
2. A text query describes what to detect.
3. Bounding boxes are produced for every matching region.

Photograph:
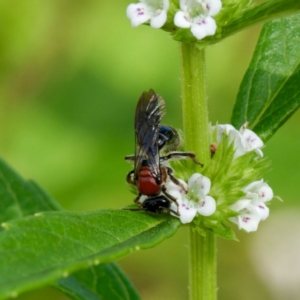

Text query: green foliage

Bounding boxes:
[0,158,144,300]
[0,209,179,300]
[232,14,300,141]
[1,2,300,300]
[217,0,253,22]
[218,0,300,43]
[54,263,141,300]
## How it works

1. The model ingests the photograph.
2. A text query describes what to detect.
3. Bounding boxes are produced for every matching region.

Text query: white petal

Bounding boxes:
[228,128,247,158]
[241,129,264,152]
[126,3,151,27]
[197,196,216,216]
[188,173,211,197]
[150,10,167,28]
[179,0,188,11]
[236,214,260,232]
[191,16,217,40]
[188,173,202,186]
[168,181,187,213]
[168,188,184,202]
[217,124,235,134]
[204,0,222,16]
[166,178,188,194]
[162,0,170,10]
[243,180,273,202]
[244,192,260,202]
[179,201,197,224]
[254,202,269,221]
[170,197,197,224]
[191,23,207,40]
[257,184,273,202]
[230,199,251,212]
[243,180,263,193]
[174,11,191,28]
[213,124,235,143]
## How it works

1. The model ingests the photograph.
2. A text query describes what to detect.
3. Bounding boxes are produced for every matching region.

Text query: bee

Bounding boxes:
[125,89,201,215]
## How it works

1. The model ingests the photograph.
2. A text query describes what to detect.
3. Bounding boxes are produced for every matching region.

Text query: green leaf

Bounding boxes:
[0,158,62,223]
[54,263,141,300]
[0,209,180,300]
[217,0,300,46]
[231,14,300,141]
[0,158,142,300]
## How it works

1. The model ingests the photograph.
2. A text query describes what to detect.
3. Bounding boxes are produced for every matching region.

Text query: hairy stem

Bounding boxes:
[179,42,216,300]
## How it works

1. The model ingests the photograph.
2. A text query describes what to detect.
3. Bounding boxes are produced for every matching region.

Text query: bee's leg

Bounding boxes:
[134,193,142,204]
[126,170,135,186]
[159,206,180,216]
[161,185,179,208]
[126,170,142,205]
[165,167,188,193]
[125,155,136,163]
[161,186,180,216]
[160,151,203,167]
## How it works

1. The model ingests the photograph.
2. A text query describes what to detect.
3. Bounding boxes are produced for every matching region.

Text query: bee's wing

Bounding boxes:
[134,89,165,180]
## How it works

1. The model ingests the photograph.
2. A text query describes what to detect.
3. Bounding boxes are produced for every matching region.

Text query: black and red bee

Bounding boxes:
[125,89,202,215]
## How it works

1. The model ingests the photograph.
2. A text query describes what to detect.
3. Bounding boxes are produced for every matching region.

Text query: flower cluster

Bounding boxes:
[214,124,273,232]
[126,0,222,40]
[161,124,274,234]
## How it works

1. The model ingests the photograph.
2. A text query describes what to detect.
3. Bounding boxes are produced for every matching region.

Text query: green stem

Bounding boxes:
[180,43,210,166]
[179,42,217,300]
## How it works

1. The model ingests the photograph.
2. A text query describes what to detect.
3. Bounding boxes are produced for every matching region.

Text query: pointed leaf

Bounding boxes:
[0,159,142,300]
[0,210,180,299]
[217,0,300,46]
[54,263,141,300]
[231,14,300,141]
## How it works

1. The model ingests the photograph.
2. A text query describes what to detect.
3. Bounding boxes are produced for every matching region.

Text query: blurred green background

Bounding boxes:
[1,1,299,299]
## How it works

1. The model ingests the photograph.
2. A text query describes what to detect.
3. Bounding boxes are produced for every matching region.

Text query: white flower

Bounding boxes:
[174,0,222,40]
[229,200,263,232]
[233,212,261,232]
[229,180,273,232]
[168,173,216,224]
[214,124,235,144]
[126,0,169,28]
[168,178,197,224]
[187,173,216,216]
[243,179,274,203]
[213,123,264,158]
[172,197,198,224]
[240,127,264,157]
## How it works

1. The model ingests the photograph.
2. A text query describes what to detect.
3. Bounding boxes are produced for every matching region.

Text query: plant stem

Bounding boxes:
[179,42,217,300]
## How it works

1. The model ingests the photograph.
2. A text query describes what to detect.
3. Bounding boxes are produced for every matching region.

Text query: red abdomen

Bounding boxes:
[137,166,161,195]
